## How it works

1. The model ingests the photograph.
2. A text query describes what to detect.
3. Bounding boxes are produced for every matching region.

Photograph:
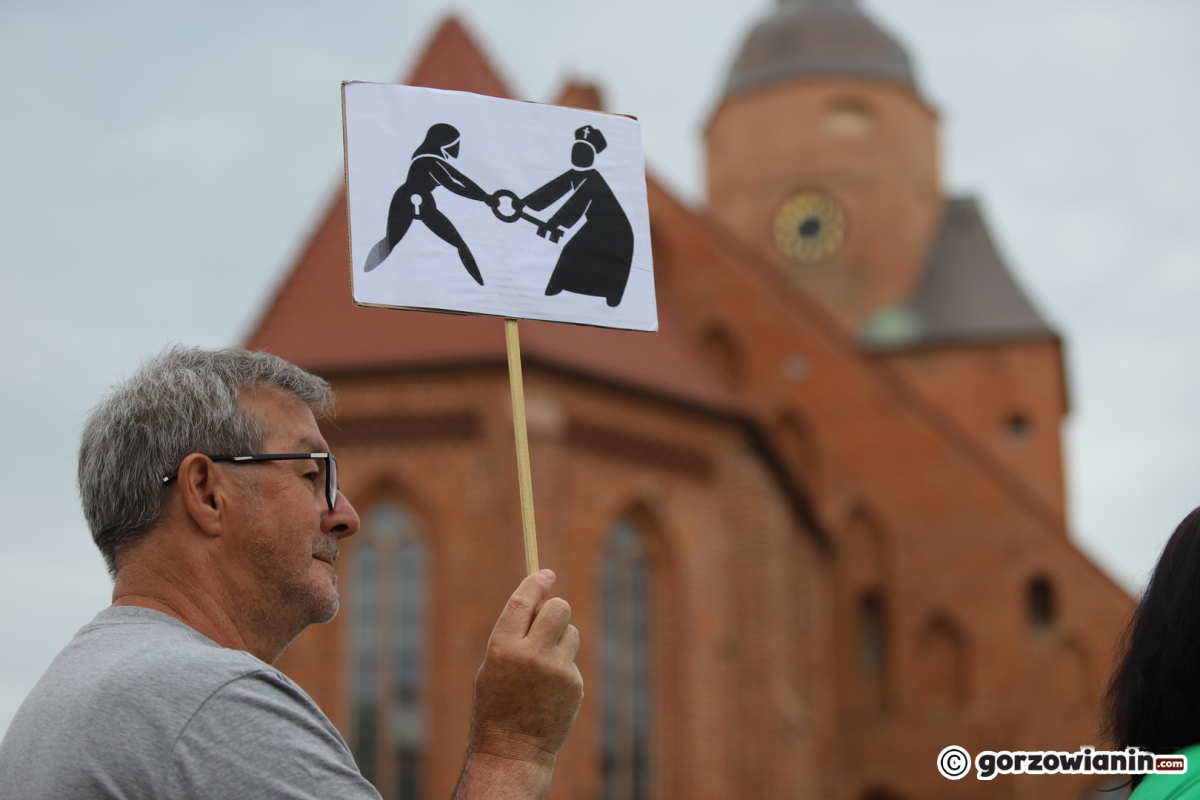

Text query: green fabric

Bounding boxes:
[1131,744,1200,799]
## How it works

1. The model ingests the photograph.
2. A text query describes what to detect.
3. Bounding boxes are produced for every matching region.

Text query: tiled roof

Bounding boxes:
[403,17,513,99]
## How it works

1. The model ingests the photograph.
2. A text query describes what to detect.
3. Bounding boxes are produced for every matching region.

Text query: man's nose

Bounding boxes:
[325,490,360,539]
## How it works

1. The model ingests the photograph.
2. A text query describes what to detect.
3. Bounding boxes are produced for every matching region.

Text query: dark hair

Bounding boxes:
[1104,506,1200,784]
[412,123,460,159]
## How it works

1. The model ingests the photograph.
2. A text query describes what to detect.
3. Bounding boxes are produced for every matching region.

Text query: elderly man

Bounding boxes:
[0,346,583,799]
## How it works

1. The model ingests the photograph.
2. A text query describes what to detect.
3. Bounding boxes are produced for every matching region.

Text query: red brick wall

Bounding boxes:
[880,339,1069,521]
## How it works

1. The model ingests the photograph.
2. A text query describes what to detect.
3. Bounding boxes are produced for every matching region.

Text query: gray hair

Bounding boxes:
[78,345,334,577]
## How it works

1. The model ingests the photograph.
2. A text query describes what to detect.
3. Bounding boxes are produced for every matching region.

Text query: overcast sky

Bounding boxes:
[2,0,1197,736]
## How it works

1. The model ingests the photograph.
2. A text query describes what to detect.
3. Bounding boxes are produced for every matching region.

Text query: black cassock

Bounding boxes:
[522,168,634,307]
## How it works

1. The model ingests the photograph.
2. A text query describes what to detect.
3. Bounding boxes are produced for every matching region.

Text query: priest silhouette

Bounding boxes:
[364,122,494,285]
[519,125,634,307]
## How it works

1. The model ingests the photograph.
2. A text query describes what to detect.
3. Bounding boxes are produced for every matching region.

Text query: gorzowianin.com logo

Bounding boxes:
[937,745,1188,781]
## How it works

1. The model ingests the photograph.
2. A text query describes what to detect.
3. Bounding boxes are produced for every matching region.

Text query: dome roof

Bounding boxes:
[724,0,920,98]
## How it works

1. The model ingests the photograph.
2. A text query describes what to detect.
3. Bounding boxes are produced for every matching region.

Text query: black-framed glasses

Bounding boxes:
[161,453,339,511]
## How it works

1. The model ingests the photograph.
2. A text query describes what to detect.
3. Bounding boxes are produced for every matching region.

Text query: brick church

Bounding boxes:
[248,2,1134,798]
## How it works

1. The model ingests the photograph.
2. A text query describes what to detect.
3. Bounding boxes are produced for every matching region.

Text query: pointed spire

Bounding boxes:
[552,80,604,112]
[405,16,513,99]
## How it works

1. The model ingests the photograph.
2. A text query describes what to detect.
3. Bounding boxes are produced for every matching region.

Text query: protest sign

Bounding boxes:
[343,82,657,332]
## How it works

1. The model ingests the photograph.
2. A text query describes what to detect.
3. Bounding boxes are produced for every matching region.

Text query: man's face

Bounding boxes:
[225,387,360,634]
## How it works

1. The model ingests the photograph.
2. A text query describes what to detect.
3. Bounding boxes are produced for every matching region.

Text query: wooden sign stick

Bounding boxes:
[504,318,540,574]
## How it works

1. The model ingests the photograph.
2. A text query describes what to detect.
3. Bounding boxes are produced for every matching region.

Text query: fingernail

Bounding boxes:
[538,569,556,581]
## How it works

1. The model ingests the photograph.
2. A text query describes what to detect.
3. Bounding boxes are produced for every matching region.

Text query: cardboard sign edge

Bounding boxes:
[349,299,658,333]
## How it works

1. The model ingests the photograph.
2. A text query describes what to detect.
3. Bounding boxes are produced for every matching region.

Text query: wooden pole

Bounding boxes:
[504,318,540,574]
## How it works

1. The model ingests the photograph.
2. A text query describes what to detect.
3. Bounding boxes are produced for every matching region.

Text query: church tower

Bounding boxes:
[706,0,942,330]
[706,0,1068,519]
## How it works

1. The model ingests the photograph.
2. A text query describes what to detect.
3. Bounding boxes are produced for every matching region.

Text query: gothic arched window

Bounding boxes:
[350,503,427,800]
[700,323,744,388]
[351,540,379,782]
[602,519,653,800]
[1028,574,1056,629]
[914,615,968,711]
[858,590,889,711]
[777,409,818,487]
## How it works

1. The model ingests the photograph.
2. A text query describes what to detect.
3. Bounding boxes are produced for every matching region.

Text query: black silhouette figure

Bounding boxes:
[517,125,634,307]
[364,123,495,285]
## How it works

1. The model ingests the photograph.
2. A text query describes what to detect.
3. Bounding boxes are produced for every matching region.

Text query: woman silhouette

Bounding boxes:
[365,123,493,285]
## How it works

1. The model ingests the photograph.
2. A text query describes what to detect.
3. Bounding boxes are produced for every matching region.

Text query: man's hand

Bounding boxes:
[454,569,583,800]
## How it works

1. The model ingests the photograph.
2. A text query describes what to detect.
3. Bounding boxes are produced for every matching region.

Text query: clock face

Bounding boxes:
[772,192,846,265]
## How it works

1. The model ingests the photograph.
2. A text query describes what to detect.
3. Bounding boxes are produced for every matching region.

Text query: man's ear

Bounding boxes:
[178,454,225,538]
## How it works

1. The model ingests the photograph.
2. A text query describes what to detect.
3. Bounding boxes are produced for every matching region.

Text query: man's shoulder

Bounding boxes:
[167,669,379,798]
[0,606,278,797]
[79,605,269,690]
[0,606,378,799]
[68,606,336,736]
[4,605,278,743]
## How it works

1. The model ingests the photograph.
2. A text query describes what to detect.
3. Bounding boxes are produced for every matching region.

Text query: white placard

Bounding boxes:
[342,82,657,332]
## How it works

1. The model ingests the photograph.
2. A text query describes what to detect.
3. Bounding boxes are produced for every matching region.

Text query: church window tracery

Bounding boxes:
[602,518,653,800]
[350,502,428,800]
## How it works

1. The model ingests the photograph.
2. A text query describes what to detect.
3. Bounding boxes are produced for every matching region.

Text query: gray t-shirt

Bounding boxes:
[0,606,382,799]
